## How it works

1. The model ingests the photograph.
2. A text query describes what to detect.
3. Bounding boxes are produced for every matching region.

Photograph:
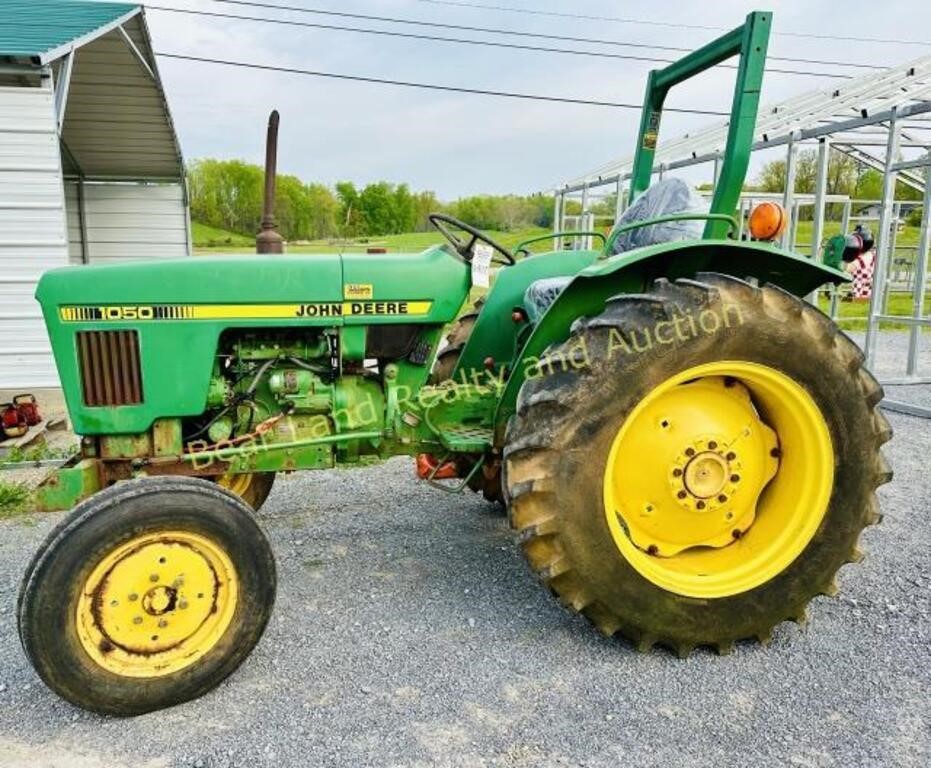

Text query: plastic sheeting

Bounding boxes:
[609,178,708,254]
[523,276,574,322]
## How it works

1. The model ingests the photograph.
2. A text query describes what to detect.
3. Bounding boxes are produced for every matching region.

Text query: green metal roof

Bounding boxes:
[0,0,140,63]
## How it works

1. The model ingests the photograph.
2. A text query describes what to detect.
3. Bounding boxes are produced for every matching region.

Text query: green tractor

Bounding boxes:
[17,11,891,716]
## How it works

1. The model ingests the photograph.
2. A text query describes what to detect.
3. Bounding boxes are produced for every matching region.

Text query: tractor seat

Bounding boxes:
[523,276,573,322]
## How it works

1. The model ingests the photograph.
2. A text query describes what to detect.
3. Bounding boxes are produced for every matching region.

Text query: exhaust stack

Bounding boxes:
[256,110,284,254]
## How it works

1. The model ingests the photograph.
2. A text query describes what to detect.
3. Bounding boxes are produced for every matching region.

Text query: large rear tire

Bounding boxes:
[504,273,891,655]
[18,477,276,715]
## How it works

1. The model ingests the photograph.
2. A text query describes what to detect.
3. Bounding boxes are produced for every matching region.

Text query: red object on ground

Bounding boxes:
[415,453,459,480]
[1,402,27,438]
[13,394,41,426]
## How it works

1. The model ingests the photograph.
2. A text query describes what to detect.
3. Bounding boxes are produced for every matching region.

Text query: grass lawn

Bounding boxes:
[192,222,254,249]
[817,291,930,330]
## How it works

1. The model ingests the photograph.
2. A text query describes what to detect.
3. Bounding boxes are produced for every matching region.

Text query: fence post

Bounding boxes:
[807,137,831,304]
[864,107,901,367]
[552,191,563,250]
[781,132,799,249]
[907,151,931,377]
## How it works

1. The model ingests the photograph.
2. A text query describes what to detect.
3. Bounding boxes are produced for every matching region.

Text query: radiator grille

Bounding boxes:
[76,330,144,406]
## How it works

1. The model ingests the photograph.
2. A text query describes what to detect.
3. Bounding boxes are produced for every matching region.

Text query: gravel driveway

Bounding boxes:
[0,405,929,767]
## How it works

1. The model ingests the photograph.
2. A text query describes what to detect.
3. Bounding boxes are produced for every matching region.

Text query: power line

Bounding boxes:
[148,5,851,78]
[205,0,885,70]
[412,0,931,46]
[154,52,730,113]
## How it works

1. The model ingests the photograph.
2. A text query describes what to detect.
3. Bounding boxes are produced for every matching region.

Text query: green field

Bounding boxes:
[192,222,254,249]
[193,224,550,255]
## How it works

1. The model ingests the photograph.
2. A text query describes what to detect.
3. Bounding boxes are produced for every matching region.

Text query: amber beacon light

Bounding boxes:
[748,201,787,241]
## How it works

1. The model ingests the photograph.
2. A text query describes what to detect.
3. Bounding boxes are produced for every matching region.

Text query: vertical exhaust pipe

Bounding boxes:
[256,110,284,254]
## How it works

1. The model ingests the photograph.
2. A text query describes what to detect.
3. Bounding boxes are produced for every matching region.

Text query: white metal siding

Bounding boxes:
[0,83,69,389]
[65,181,190,264]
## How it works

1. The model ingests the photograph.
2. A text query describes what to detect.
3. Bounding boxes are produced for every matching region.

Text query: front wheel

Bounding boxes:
[17,477,277,715]
[505,273,892,655]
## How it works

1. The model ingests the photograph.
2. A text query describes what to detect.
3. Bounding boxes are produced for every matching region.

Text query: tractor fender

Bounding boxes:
[494,238,849,429]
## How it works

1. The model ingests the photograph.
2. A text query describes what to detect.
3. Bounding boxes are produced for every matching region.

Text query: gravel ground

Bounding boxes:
[0,395,929,767]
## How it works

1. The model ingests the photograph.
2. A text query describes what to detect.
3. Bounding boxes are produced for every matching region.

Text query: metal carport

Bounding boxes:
[0,0,188,388]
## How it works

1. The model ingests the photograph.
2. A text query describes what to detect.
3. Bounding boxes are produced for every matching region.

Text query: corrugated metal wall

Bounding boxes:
[0,82,70,389]
[65,182,189,263]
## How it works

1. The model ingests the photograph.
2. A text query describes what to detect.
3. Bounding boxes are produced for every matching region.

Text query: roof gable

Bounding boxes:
[0,0,139,63]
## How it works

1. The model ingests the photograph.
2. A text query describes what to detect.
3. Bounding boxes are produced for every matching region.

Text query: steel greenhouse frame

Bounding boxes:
[554,53,931,418]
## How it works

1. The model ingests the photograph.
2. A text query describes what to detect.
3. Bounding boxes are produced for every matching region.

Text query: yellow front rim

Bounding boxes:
[77,531,239,678]
[217,473,253,498]
[603,361,834,599]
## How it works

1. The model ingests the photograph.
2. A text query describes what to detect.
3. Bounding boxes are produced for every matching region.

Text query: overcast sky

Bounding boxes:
[146,0,930,200]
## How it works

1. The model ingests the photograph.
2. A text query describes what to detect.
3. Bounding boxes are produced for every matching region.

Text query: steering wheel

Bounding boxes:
[429,213,516,266]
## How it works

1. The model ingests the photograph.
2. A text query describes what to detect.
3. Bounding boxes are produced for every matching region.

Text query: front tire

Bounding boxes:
[18,477,276,715]
[504,273,891,655]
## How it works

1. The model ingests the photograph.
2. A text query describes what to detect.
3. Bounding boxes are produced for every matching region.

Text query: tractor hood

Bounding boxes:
[36,246,470,325]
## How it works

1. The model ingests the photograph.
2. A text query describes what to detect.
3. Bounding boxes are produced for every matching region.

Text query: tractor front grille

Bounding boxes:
[76,330,144,406]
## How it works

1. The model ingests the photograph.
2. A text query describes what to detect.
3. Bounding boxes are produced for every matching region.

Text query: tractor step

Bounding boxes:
[436,424,494,453]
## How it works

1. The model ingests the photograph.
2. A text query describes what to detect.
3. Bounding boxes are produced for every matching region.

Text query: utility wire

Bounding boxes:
[149,5,850,77]
[206,0,885,70]
[155,52,730,113]
[412,0,931,46]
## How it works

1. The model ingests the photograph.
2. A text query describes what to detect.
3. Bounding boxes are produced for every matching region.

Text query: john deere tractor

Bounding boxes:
[17,11,891,716]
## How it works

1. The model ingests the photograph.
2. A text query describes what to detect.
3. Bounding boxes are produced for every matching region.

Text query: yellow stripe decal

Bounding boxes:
[59,301,433,322]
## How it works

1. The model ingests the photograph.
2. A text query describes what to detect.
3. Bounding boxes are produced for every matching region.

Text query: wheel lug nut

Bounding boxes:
[718,494,728,503]
[685,448,695,457]
[726,452,736,461]
[672,468,683,477]
[677,490,688,499]
[696,501,706,510]
[708,441,718,450]
[730,474,740,483]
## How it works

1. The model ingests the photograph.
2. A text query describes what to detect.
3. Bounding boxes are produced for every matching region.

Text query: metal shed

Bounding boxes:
[0,0,189,389]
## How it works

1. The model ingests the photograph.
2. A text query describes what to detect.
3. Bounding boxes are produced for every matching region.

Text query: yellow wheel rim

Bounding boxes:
[217,473,253,499]
[603,361,834,599]
[76,531,239,678]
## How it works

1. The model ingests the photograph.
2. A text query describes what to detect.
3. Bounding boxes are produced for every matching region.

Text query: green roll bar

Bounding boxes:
[629,10,771,240]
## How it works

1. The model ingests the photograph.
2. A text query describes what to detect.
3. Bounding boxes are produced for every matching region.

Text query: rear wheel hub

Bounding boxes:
[603,362,834,598]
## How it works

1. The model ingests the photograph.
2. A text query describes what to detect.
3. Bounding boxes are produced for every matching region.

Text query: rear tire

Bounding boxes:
[504,273,891,655]
[18,477,276,715]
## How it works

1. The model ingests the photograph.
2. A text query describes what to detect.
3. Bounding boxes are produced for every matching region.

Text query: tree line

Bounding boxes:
[188,159,555,241]
[754,149,924,223]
